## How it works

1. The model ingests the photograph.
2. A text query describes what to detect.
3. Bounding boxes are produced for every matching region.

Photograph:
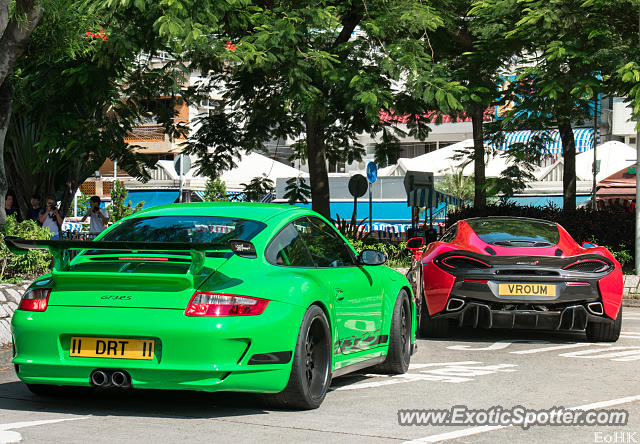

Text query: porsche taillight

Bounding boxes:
[184,292,269,317]
[18,288,52,312]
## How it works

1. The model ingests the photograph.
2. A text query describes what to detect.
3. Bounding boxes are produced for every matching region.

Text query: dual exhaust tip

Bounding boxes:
[90,369,131,388]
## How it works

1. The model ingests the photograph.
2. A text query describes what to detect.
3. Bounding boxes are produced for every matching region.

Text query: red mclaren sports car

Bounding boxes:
[407,217,623,342]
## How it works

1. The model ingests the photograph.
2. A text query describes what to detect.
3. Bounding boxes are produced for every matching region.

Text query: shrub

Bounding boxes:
[1,216,52,281]
[350,238,412,269]
[447,203,636,271]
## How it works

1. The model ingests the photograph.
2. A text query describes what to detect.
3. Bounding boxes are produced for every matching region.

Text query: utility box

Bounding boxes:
[404,171,434,193]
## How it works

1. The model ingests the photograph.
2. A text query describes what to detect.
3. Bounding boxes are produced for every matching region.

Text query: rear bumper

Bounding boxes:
[11,302,303,393]
[434,300,613,331]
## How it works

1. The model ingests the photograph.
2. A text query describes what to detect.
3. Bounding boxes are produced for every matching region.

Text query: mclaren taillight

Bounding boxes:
[439,255,492,270]
[184,292,269,317]
[18,288,52,312]
[564,259,611,273]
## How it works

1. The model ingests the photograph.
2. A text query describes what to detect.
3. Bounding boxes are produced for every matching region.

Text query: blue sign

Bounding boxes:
[366,162,378,183]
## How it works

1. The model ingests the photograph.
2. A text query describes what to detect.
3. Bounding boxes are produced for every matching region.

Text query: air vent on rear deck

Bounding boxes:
[564,260,610,273]
[495,269,560,276]
[555,249,563,256]
[485,246,496,255]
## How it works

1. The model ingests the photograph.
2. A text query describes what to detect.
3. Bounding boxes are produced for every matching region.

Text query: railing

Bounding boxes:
[124,124,166,142]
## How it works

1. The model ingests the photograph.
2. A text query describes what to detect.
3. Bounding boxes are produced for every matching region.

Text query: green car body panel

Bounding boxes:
[10,203,415,393]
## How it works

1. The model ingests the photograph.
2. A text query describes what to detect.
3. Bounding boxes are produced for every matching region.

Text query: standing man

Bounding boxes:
[81,196,109,234]
[27,194,43,225]
[39,197,63,240]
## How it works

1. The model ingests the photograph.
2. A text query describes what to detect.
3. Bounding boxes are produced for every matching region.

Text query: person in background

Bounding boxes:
[26,194,43,225]
[81,196,109,234]
[39,197,63,239]
[4,191,22,221]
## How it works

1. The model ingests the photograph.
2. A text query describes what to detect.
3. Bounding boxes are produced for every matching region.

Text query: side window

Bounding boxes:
[301,217,356,267]
[265,223,314,267]
[439,224,457,243]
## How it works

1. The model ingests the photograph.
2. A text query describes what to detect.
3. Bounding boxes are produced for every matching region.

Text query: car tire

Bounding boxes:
[263,305,332,410]
[418,295,450,338]
[586,306,622,342]
[372,290,412,374]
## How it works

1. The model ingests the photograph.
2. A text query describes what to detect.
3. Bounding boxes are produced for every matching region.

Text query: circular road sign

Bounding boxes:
[174,154,191,176]
[366,162,378,183]
[348,174,368,198]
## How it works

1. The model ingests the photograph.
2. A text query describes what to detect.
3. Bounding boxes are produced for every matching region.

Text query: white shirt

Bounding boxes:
[41,210,59,236]
[89,208,108,233]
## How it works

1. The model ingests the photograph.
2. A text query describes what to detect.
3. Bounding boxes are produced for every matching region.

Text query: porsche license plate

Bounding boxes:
[69,337,154,360]
[498,283,556,297]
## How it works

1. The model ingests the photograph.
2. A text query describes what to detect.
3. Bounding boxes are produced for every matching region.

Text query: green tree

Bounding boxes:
[471,0,623,210]
[203,177,227,202]
[0,0,43,225]
[5,0,197,219]
[429,0,522,209]
[437,168,474,202]
[241,175,274,202]
[108,180,143,222]
[66,192,90,218]
[170,1,464,218]
[283,176,311,205]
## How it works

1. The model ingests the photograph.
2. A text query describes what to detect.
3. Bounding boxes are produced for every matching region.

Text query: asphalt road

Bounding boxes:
[1,308,639,444]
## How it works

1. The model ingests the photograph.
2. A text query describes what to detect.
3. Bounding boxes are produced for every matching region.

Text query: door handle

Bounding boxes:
[335,289,345,301]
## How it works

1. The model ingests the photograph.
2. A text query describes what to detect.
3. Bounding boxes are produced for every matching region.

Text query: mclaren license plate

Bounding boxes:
[69,337,155,360]
[498,283,557,297]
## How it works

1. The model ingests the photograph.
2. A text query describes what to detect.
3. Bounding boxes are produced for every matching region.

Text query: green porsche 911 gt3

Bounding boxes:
[6,203,415,409]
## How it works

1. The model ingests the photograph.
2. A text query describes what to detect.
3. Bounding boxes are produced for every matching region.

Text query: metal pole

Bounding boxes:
[592,96,598,209]
[636,5,640,275]
[179,157,184,203]
[368,181,372,233]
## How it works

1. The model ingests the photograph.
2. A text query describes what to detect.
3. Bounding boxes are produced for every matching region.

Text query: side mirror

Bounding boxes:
[582,242,598,249]
[359,249,387,266]
[406,237,424,250]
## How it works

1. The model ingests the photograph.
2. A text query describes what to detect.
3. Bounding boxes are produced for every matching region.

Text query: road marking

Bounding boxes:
[510,343,592,354]
[0,417,88,444]
[409,362,481,369]
[446,340,548,351]
[403,394,640,443]
[335,362,518,391]
[559,346,640,358]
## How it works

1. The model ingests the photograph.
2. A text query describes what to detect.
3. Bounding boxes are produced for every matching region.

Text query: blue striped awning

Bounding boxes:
[489,128,597,154]
[407,188,464,208]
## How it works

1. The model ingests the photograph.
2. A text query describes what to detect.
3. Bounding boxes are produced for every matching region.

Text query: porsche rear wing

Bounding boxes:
[3,236,256,274]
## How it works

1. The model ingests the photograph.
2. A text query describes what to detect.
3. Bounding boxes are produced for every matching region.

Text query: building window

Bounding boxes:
[328,161,346,173]
[397,141,456,159]
[198,98,224,116]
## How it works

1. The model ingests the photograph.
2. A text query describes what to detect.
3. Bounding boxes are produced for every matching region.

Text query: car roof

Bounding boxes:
[129,202,315,223]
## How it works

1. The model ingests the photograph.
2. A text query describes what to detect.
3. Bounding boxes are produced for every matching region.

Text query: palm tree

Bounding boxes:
[437,168,474,202]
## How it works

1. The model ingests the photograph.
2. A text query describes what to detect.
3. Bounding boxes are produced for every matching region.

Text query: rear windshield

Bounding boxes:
[99,216,266,244]
[466,218,559,247]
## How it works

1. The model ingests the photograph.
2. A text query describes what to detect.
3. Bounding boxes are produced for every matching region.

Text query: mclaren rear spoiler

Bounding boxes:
[3,236,257,274]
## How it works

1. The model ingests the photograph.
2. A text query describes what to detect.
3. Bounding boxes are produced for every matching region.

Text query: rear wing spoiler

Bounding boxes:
[3,236,256,274]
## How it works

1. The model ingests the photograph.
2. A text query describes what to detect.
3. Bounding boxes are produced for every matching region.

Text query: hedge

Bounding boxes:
[446,204,635,270]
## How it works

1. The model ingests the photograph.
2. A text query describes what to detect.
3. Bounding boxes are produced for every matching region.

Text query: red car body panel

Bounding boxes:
[418,218,623,323]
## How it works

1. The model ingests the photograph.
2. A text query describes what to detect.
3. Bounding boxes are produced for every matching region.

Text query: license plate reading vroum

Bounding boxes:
[69,337,154,360]
[498,283,557,297]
